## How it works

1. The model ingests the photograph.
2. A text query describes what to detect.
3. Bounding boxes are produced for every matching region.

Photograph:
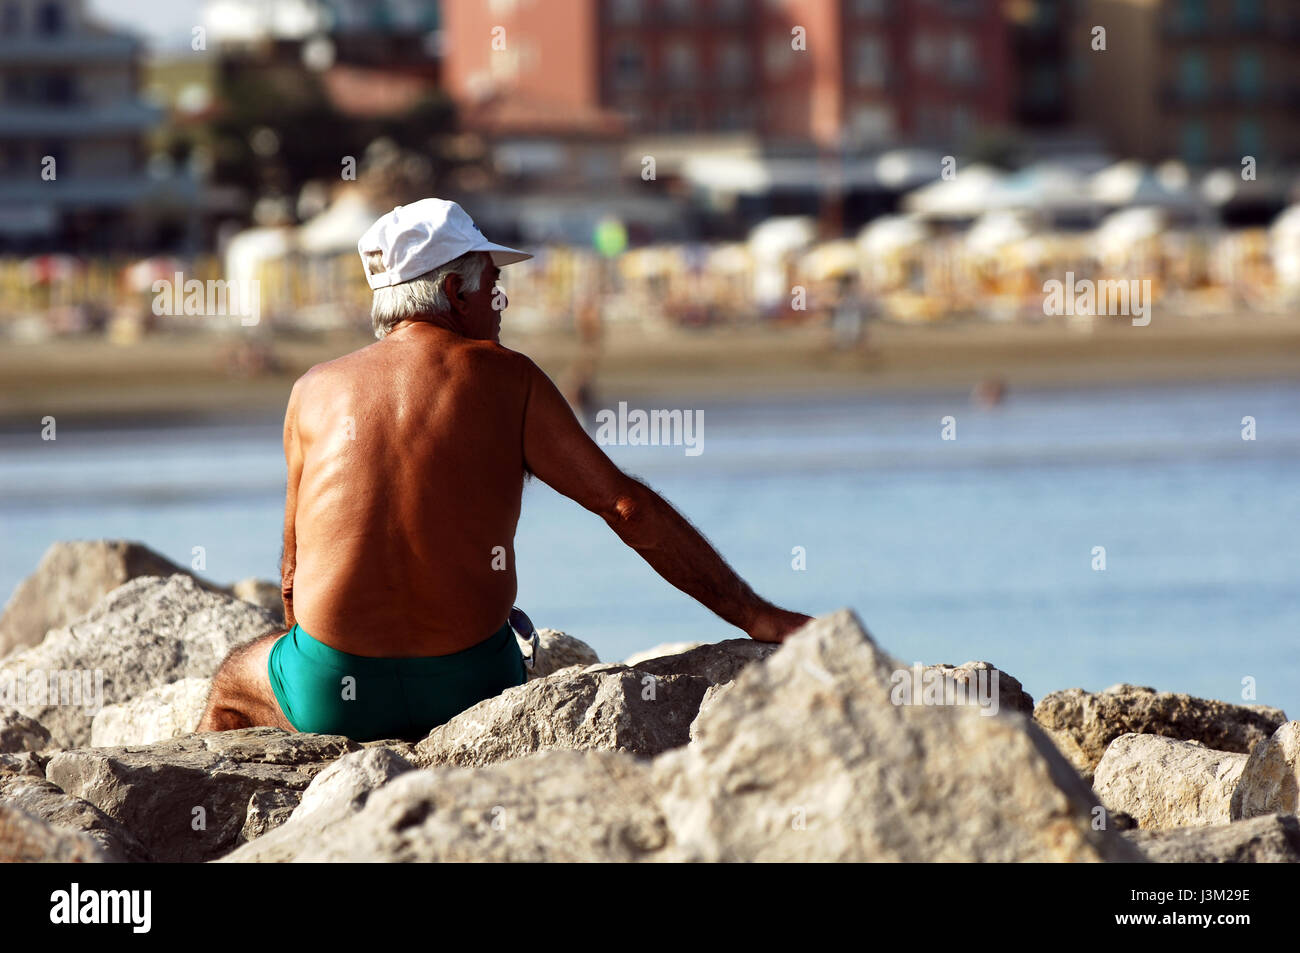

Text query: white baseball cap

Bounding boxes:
[358,198,532,291]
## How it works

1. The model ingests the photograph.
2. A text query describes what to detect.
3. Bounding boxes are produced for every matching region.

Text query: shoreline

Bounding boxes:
[2,314,1298,428]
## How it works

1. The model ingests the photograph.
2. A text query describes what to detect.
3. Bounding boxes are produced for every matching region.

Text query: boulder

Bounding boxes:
[1093,734,1247,830]
[622,641,705,667]
[0,775,152,862]
[0,706,52,753]
[924,661,1034,716]
[1125,813,1300,863]
[0,574,280,747]
[228,578,285,621]
[0,801,108,863]
[90,677,212,748]
[0,752,47,778]
[652,610,1142,862]
[45,727,358,862]
[1033,684,1286,775]
[632,639,778,685]
[412,665,710,768]
[528,628,600,679]
[253,749,676,863]
[1231,720,1300,820]
[0,540,196,659]
[221,747,414,861]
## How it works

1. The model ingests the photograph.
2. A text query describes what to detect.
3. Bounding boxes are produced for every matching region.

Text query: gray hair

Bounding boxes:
[365,250,489,338]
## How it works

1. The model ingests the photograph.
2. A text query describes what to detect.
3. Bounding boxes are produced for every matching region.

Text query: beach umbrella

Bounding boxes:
[965,211,1034,256]
[1269,204,1300,289]
[297,190,384,255]
[801,240,861,281]
[901,164,1005,218]
[747,216,817,258]
[1094,206,1168,261]
[124,257,186,294]
[856,215,927,256]
[1089,161,1205,211]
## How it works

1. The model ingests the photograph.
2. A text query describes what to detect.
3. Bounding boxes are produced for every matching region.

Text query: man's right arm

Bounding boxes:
[519,357,811,642]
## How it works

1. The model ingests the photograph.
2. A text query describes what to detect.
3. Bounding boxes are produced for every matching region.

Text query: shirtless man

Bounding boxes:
[198,199,811,741]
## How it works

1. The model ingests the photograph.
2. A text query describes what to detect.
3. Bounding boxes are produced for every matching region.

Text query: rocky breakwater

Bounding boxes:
[1,540,1296,863]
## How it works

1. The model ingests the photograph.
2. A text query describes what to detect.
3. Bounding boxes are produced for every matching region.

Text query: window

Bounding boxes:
[852,36,887,88]
[665,40,696,87]
[947,33,976,83]
[849,0,886,16]
[1234,51,1263,101]
[764,35,794,76]
[1175,0,1208,32]
[719,40,749,87]
[36,1,64,35]
[608,0,641,25]
[1234,0,1262,29]
[913,34,939,70]
[1,2,21,35]
[850,105,894,144]
[1236,118,1263,157]
[1178,51,1208,100]
[1179,121,1208,164]
[612,41,645,89]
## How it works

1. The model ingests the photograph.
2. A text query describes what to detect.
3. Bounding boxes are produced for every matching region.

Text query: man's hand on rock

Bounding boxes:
[746,606,814,643]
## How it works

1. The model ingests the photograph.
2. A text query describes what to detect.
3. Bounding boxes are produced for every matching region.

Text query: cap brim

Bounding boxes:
[478,241,532,266]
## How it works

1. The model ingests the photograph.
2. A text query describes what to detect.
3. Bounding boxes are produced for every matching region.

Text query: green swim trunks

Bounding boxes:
[268,620,527,741]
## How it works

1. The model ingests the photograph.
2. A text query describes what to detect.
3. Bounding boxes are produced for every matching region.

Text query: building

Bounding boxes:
[1073,0,1300,166]
[441,0,1013,152]
[0,0,173,250]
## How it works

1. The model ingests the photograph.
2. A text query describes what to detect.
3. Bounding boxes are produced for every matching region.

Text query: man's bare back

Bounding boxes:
[286,323,529,656]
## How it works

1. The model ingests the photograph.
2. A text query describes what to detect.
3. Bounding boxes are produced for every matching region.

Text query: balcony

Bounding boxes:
[0,33,141,64]
[0,101,162,138]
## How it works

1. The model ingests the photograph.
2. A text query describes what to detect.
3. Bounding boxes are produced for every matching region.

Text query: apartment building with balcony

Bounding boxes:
[0,0,177,249]
[1074,0,1300,166]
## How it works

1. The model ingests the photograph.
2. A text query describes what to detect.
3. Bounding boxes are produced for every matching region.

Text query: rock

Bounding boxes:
[689,681,735,741]
[924,661,1034,716]
[632,639,778,685]
[45,727,358,862]
[0,752,47,778]
[411,666,710,769]
[1125,813,1300,863]
[0,706,52,753]
[239,749,675,863]
[527,628,600,679]
[0,540,197,659]
[0,574,280,747]
[652,610,1142,862]
[90,677,212,748]
[1093,733,1247,830]
[1039,724,1097,783]
[0,775,152,862]
[1033,684,1286,775]
[228,578,284,621]
[0,801,108,862]
[239,789,302,843]
[1231,721,1300,820]
[622,641,704,667]
[221,747,414,861]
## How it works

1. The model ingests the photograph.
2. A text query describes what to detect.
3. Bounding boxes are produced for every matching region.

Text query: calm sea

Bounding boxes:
[2,379,1297,717]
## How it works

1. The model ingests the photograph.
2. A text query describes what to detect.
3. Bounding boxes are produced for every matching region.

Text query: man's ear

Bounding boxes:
[443,273,467,314]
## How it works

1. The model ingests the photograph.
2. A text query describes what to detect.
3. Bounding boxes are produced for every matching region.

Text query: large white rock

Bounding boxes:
[0,574,279,747]
[0,540,196,659]
[1093,733,1247,830]
[1231,720,1300,820]
[90,677,213,748]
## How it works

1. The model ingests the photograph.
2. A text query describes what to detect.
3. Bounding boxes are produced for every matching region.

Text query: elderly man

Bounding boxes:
[198,199,810,741]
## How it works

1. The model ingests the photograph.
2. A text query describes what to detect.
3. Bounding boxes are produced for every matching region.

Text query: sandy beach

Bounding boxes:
[1,312,1298,426]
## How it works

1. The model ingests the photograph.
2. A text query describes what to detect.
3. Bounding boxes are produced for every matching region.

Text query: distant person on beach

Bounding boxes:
[198,199,811,741]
